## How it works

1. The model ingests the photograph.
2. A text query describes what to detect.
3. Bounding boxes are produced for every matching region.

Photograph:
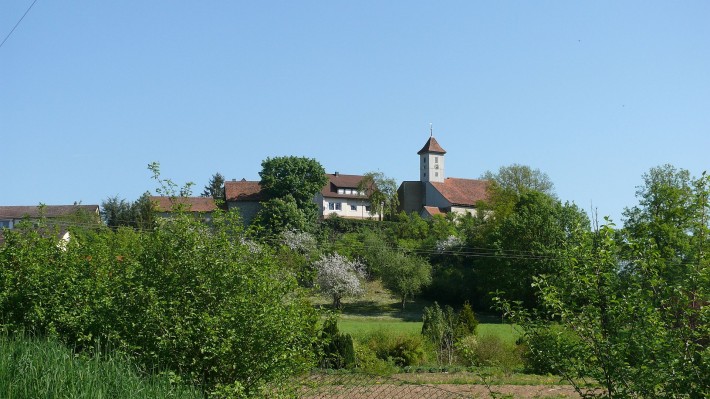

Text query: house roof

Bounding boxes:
[417,136,446,155]
[430,177,489,207]
[321,173,369,199]
[0,205,99,219]
[422,206,445,217]
[225,180,265,202]
[149,196,218,212]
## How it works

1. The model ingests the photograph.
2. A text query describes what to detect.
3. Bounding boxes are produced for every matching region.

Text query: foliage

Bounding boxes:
[251,195,308,237]
[319,317,356,369]
[379,251,432,309]
[459,334,522,375]
[357,171,399,221]
[359,329,427,367]
[201,172,225,202]
[0,335,202,399]
[499,188,709,399]
[421,302,459,365]
[313,253,367,309]
[258,156,328,225]
[0,209,319,397]
[456,301,479,336]
[101,192,155,229]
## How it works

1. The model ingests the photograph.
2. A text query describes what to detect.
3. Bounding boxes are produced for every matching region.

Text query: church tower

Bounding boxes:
[417,135,446,183]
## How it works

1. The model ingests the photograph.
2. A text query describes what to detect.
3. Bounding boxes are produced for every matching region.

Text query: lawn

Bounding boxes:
[314,280,521,344]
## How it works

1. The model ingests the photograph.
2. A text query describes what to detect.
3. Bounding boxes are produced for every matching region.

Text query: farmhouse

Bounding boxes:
[398,136,489,218]
[0,204,100,246]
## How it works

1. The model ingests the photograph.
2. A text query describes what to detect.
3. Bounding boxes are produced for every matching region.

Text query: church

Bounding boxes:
[398,135,489,218]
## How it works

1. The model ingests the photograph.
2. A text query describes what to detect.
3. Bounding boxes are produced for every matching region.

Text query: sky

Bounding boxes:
[1,1,709,223]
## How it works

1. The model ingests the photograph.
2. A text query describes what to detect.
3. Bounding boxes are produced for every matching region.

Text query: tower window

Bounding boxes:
[435,157,438,163]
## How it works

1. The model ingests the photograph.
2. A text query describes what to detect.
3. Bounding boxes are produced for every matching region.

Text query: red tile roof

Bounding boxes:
[430,178,489,206]
[417,136,446,155]
[149,196,217,212]
[225,180,264,202]
[0,205,99,219]
[321,173,368,199]
[422,206,444,217]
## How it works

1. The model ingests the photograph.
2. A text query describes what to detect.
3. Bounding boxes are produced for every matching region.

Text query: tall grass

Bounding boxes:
[0,335,201,399]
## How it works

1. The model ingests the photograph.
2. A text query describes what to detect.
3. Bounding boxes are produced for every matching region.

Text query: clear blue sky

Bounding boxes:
[2,1,708,223]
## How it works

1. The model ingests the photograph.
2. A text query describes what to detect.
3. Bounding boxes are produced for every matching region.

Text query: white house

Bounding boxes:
[225,173,380,222]
[398,135,489,218]
[316,172,380,220]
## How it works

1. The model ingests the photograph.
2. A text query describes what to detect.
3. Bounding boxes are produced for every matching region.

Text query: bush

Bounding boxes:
[0,211,319,397]
[520,326,581,375]
[320,317,356,369]
[457,334,522,375]
[360,330,427,367]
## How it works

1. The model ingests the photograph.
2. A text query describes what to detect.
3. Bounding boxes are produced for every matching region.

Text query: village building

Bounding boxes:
[225,173,378,224]
[398,136,489,218]
[0,204,100,246]
[149,196,218,222]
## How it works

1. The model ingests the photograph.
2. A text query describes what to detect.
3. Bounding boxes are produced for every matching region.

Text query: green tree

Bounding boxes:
[379,251,432,309]
[484,192,589,309]
[622,164,697,283]
[481,164,555,221]
[421,302,459,365]
[259,156,328,223]
[357,171,399,221]
[201,172,225,201]
[499,170,710,398]
[251,195,308,237]
[101,192,155,230]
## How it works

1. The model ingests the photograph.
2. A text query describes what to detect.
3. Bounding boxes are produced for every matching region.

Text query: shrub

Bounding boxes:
[361,330,426,367]
[320,317,356,369]
[520,326,581,375]
[472,335,522,375]
[0,210,319,397]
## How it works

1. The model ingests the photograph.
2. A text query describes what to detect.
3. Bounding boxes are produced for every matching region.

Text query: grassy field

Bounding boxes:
[314,280,520,344]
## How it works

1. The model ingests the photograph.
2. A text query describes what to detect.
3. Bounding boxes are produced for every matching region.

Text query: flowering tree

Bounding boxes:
[313,253,366,309]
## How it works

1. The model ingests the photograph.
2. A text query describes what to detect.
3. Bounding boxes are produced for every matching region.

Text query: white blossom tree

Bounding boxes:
[313,253,366,309]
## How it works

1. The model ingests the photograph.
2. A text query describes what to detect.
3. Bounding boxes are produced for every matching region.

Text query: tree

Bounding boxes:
[379,251,432,309]
[498,170,710,398]
[482,163,555,197]
[100,192,155,230]
[313,253,366,309]
[251,195,308,237]
[622,164,696,283]
[201,172,225,201]
[481,164,556,221]
[357,172,399,221]
[421,302,459,365]
[259,156,328,214]
[484,191,589,309]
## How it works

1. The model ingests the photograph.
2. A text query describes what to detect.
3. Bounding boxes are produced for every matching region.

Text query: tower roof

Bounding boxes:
[417,136,446,155]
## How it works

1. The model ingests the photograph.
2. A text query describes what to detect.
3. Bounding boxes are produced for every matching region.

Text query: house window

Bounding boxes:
[335,202,342,211]
[328,202,335,210]
[345,189,352,195]
[0,220,10,229]
[350,205,357,211]
[337,188,344,194]
[365,205,371,212]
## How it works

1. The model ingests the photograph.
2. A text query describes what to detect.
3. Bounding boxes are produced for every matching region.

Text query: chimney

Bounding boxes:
[334,171,339,176]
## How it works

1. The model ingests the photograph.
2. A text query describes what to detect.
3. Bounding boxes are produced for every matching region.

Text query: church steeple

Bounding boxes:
[418,135,446,183]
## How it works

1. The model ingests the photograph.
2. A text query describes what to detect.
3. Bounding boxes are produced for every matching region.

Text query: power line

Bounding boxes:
[0,0,39,50]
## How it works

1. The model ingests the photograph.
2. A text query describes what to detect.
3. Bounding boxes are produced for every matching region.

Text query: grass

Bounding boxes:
[0,335,202,399]
[316,280,521,345]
